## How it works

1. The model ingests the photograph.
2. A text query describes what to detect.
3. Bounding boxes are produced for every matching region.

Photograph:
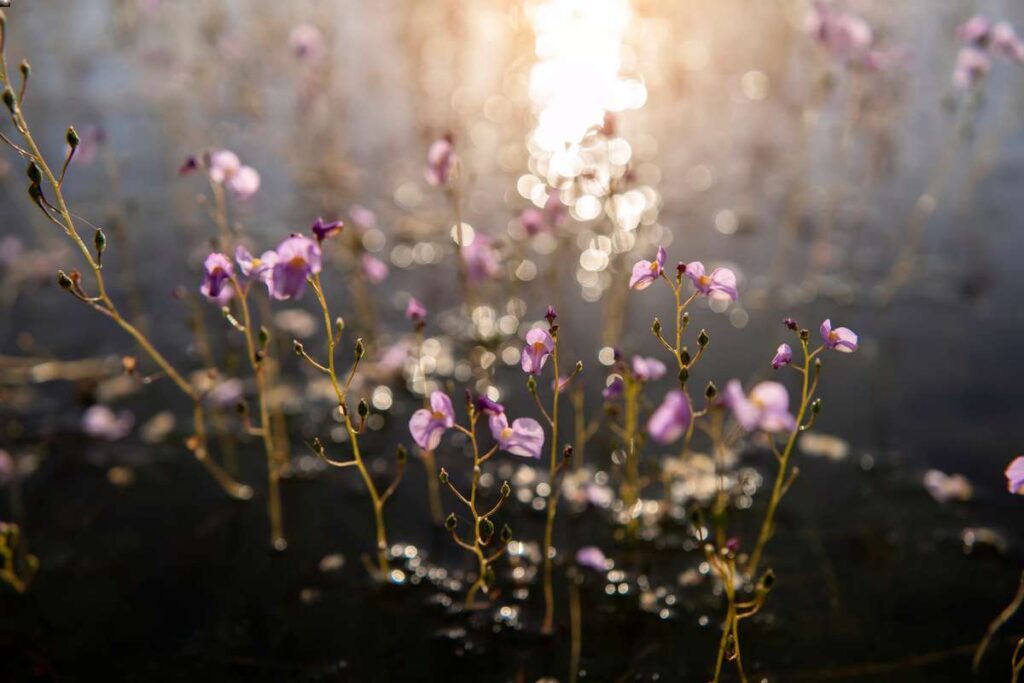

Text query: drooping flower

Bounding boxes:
[631,356,667,382]
[82,405,134,441]
[463,234,501,283]
[425,136,457,187]
[521,328,554,375]
[488,412,545,459]
[311,217,344,242]
[602,376,624,402]
[405,297,427,323]
[409,391,456,451]
[953,47,992,89]
[576,546,609,571]
[771,344,793,370]
[200,252,235,305]
[269,235,322,300]
[289,23,325,62]
[361,254,389,284]
[820,319,858,353]
[648,390,692,444]
[629,246,667,290]
[684,261,738,301]
[723,380,796,434]
[1006,457,1024,495]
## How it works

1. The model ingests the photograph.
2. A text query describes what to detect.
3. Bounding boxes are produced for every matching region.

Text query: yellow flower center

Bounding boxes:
[698,275,711,287]
[532,341,546,352]
[501,427,514,440]
[289,256,307,268]
[432,411,446,420]
[649,261,659,272]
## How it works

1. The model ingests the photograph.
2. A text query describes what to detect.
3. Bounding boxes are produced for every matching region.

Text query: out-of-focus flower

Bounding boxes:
[992,21,1024,63]
[1006,456,1024,495]
[771,344,793,370]
[488,412,545,459]
[82,405,134,441]
[476,396,504,416]
[521,328,554,375]
[807,1,873,62]
[576,546,609,571]
[648,390,692,444]
[226,166,260,200]
[200,252,235,305]
[629,246,666,290]
[405,297,427,324]
[425,136,457,187]
[349,205,377,231]
[820,319,858,353]
[289,24,325,62]
[602,376,624,402]
[311,217,344,243]
[631,356,666,382]
[553,375,572,394]
[957,16,991,46]
[207,149,260,200]
[463,234,501,282]
[269,235,321,300]
[409,391,455,450]
[361,254,389,284]
[723,380,796,434]
[71,125,105,166]
[953,47,992,89]
[520,192,567,236]
[520,207,546,237]
[924,469,973,503]
[684,261,738,301]
[206,378,244,408]
[208,150,241,184]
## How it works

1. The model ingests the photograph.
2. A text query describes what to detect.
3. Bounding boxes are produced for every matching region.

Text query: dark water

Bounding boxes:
[2,0,1024,680]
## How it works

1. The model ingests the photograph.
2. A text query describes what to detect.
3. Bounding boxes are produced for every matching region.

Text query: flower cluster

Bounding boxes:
[181,149,261,200]
[201,233,323,305]
[953,16,1024,89]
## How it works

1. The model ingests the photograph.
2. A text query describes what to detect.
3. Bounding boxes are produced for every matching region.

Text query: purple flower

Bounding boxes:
[200,252,235,305]
[521,328,554,375]
[723,380,795,434]
[631,356,667,382]
[956,16,991,47]
[820,319,858,353]
[488,412,545,459]
[771,344,792,370]
[545,305,558,324]
[463,234,501,283]
[409,391,456,451]
[82,405,134,441]
[647,390,692,444]
[575,546,609,571]
[520,207,546,237]
[992,22,1024,63]
[807,1,873,61]
[684,261,738,301]
[311,217,344,242]
[349,205,377,231]
[476,396,504,416]
[405,297,427,323]
[226,165,260,200]
[602,376,624,402]
[425,136,457,187]
[289,23,325,62]
[1005,456,1024,495]
[234,245,276,284]
[953,47,991,89]
[629,246,666,290]
[269,235,321,300]
[361,253,389,284]
[783,317,798,330]
[208,150,241,184]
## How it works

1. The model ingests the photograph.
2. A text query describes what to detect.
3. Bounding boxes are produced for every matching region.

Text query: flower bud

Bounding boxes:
[697,329,709,347]
[479,518,495,539]
[652,318,662,336]
[811,398,822,415]
[759,569,776,591]
[66,126,80,150]
[705,381,717,400]
[56,270,73,290]
[783,317,798,331]
[562,445,574,461]
[526,375,537,394]
[258,326,270,348]
[500,481,511,498]
[354,338,365,360]
[499,524,513,544]
[293,340,304,355]
[93,228,106,258]
[334,317,344,336]
[357,398,369,418]
[574,360,583,375]
[545,305,558,324]
[3,88,16,112]
[482,565,496,587]
[311,437,324,455]
[26,161,41,185]
[439,468,449,485]
[396,444,408,463]
[799,328,810,342]
[445,513,457,531]
[682,312,690,327]
[680,348,691,365]
[678,366,689,385]
[18,60,30,79]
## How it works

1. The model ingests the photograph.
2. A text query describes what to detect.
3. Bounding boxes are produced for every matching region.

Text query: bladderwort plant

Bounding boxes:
[521,305,583,634]
[411,390,539,606]
[0,11,253,504]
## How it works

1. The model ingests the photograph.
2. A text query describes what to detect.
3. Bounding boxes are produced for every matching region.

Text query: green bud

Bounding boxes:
[445,513,457,531]
[66,126,80,149]
[500,481,511,498]
[799,328,810,342]
[26,161,41,185]
[697,329,709,347]
[499,524,513,544]
[396,444,408,463]
[574,360,583,375]
[680,348,691,365]
[2,88,15,112]
[682,312,690,327]
[56,270,73,290]
[354,338,365,360]
[482,565,496,587]
[526,375,537,394]
[438,468,449,485]
[811,398,822,415]
[652,318,662,336]
[18,60,30,79]
[293,340,304,355]
[760,569,776,591]
[93,228,106,256]
[678,367,689,385]
[28,183,43,204]
[479,518,495,539]
[258,326,270,348]
[311,437,324,454]
[705,381,717,400]
[357,398,369,418]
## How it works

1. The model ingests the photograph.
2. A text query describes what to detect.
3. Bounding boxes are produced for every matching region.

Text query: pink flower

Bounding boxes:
[361,254,389,284]
[1006,456,1024,495]
[269,235,322,300]
[521,328,554,375]
[208,150,241,184]
[723,380,795,434]
[820,319,858,353]
[488,412,545,459]
[771,343,792,369]
[648,390,692,444]
[463,234,501,282]
[425,137,457,187]
[226,166,260,200]
[576,546,609,571]
[684,261,738,301]
[631,356,666,382]
[289,24,325,62]
[953,47,991,89]
[82,405,134,441]
[629,246,667,290]
[405,297,427,323]
[349,205,377,231]
[520,207,546,237]
[956,16,991,46]
[992,21,1024,63]
[207,149,259,199]
[200,252,235,305]
[409,391,456,451]
[807,1,873,62]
